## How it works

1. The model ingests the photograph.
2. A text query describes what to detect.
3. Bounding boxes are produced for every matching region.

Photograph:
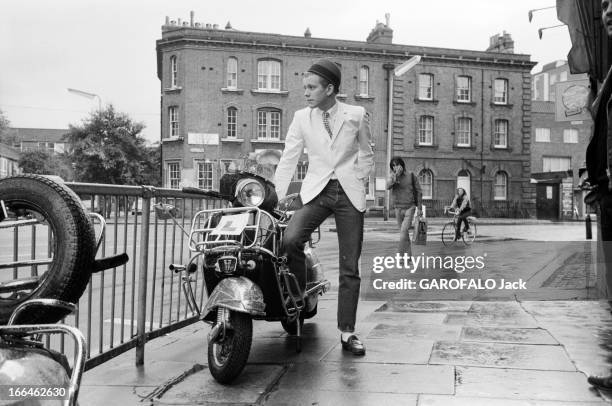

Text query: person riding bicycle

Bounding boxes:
[450,188,471,240]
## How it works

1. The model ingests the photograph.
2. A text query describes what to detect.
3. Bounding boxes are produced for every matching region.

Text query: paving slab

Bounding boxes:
[367,323,462,341]
[455,366,602,402]
[443,302,538,327]
[277,362,455,395]
[378,300,473,313]
[460,327,559,345]
[248,336,338,363]
[444,313,538,328]
[266,389,418,406]
[430,341,575,371]
[363,312,448,325]
[521,301,612,375]
[157,364,284,405]
[82,360,195,387]
[467,302,534,318]
[322,338,433,364]
[418,395,608,406]
[79,385,155,406]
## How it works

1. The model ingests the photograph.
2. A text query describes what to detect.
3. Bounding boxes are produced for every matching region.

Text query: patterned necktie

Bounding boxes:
[323,111,333,138]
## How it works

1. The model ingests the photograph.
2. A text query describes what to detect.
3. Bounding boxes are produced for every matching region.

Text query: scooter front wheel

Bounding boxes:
[207,310,252,384]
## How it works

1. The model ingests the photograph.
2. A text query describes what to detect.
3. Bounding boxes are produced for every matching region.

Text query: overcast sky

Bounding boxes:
[1,0,570,143]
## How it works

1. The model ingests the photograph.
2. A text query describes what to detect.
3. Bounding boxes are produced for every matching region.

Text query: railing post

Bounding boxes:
[136,186,154,366]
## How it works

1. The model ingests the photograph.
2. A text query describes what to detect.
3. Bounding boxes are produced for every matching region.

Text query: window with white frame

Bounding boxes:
[535,127,551,142]
[227,107,237,138]
[197,161,214,190]
[456,76,471,102]
[0,158,8,178]
[494,119,508,148]
[257,60,281,91]
[494,78,508,104]
[167,162,180,189]
[563,128,578,143]
[494,171,507,200]
[418,115,434,145]
[226,57,238,89]
[169,106,179,137]
[457,117,472,146]
[257,109,281,140]
[418,73,434,100]
[170,56,178,88]
[543,156,571,172]
[293,162,308,181]
[419,169,433,200]
[359,66,369,96]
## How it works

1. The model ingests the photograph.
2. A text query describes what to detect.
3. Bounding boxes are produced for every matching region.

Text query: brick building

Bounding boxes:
[0,143,20,178]
[7,128,68,155]
[156,12,537,215]
[530,61,591,220]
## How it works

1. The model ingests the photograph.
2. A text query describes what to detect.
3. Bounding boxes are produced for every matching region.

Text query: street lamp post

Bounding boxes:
[528,6,556,22]
[383,56,421,220]
[67,88,102,111]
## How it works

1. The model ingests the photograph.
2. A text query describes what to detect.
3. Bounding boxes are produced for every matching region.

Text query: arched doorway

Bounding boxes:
[457,169,471,198]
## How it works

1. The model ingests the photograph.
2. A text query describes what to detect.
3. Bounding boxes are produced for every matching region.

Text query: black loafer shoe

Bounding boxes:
[341,335,366,356]
[588,375,612,390]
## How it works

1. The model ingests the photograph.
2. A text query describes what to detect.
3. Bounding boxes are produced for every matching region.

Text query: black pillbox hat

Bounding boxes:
[307,59,341,91]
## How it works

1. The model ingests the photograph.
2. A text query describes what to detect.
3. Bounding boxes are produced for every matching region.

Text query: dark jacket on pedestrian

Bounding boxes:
[387,172,422,209]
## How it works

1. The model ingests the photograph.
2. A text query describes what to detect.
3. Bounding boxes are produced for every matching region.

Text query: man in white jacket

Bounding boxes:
[274,59,374,355]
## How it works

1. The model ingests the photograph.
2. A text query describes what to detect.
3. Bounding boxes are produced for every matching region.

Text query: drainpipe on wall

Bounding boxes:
[383,63,395,221]
[480,67,485,205]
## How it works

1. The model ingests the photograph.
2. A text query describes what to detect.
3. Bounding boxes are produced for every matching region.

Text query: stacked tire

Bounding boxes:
[0,175,96,324]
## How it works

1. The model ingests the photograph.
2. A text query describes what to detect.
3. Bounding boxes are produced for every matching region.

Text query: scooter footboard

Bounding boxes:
[202,277,266,322]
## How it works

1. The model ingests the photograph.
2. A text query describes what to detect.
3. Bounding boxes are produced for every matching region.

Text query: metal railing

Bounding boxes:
[3,182,224,370]
[422,199,531,218]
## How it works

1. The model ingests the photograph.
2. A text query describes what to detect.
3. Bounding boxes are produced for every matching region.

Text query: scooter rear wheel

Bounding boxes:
[207,310,252,384]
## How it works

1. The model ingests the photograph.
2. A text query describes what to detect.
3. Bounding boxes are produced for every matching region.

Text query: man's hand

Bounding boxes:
[389,171,397,184]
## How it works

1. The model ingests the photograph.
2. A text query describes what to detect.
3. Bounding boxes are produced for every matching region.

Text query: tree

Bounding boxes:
[140,143,162,187]
[64,105,159,185]
[0,109,17,146]
[18,150,73,179]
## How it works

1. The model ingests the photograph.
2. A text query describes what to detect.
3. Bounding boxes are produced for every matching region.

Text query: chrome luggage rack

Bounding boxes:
[188,206,277,254]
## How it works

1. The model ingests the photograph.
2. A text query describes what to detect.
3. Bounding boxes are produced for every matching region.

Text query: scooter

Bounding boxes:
[156,171,330,384]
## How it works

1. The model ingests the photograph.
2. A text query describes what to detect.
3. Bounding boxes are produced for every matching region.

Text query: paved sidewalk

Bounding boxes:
[79,299,612,405]
[78,225,610,405]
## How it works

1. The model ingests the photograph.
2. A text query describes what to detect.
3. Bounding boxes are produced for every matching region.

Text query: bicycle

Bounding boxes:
[441,208,477,246]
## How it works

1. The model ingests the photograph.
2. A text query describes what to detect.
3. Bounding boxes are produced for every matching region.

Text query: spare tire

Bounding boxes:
[0,175,96,324]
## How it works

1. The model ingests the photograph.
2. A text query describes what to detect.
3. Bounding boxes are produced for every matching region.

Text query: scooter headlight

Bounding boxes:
[235,179,265,207]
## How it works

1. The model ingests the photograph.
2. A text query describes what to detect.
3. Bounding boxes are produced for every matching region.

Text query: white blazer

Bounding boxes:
[274,101,375,212]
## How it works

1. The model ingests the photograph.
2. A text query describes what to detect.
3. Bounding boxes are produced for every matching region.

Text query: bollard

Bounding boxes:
[586,213,592,240]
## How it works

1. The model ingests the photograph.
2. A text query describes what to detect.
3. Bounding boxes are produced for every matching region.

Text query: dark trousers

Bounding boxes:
[282,180,364,332]
[598,193,612,299]
[455,209,471,238]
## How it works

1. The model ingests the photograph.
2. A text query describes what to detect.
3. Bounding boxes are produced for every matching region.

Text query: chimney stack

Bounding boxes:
[190,11,194,27]
[366,14,393,44]
[486,31,514,53]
